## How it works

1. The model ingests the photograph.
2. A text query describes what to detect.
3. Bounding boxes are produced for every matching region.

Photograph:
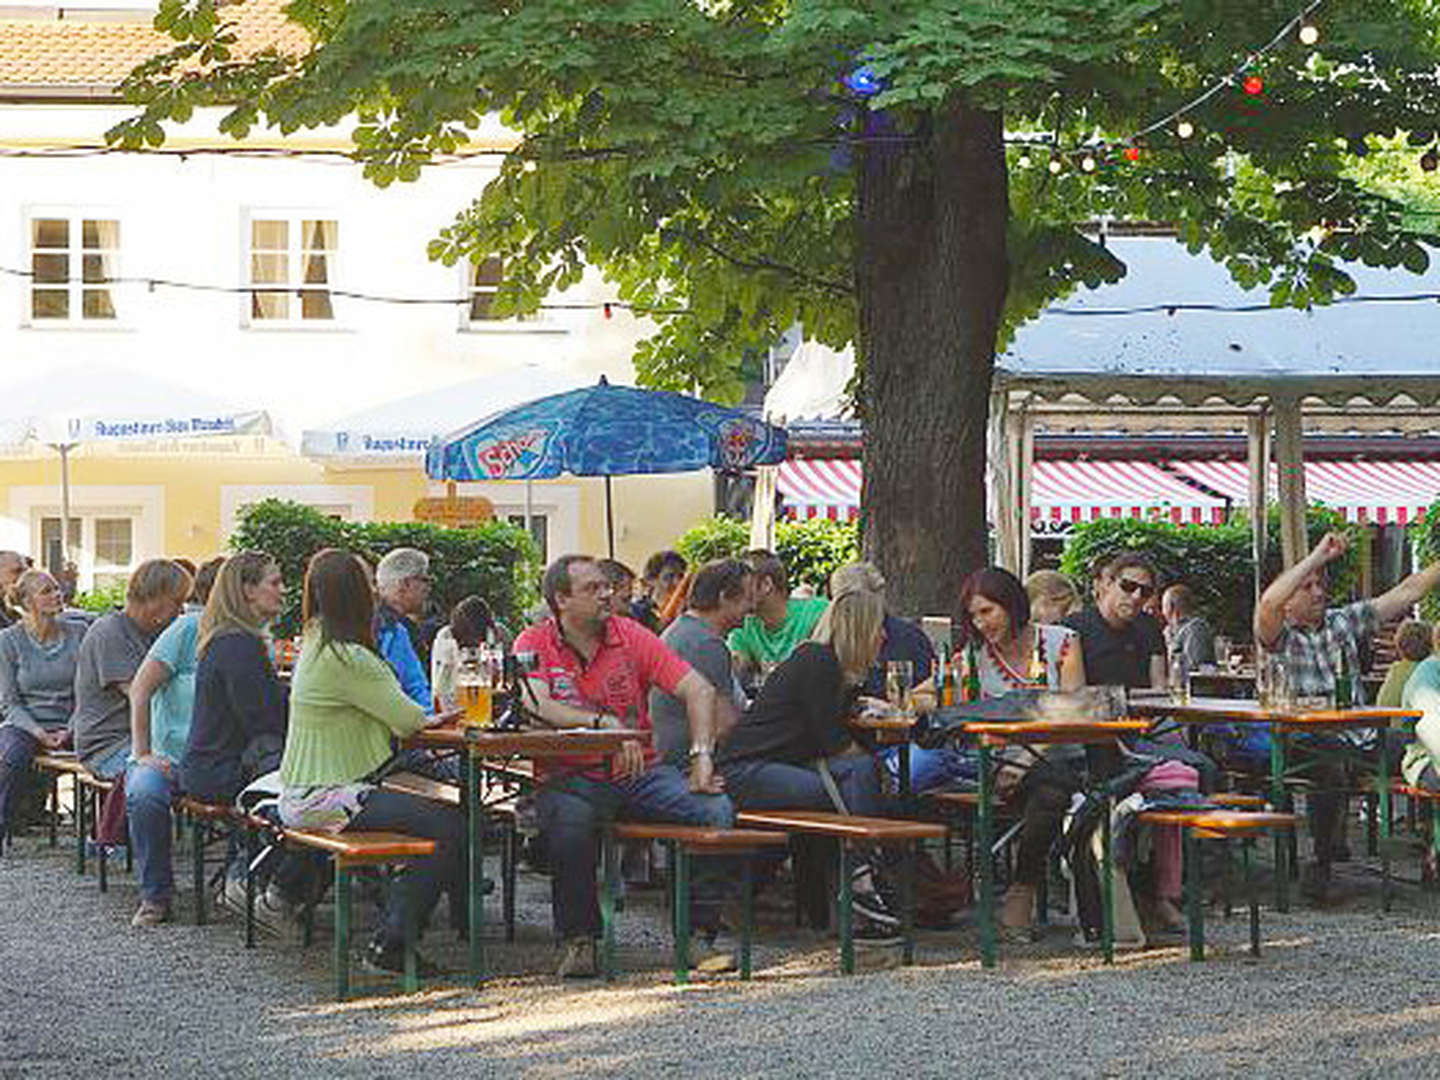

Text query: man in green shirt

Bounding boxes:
[727,550,828,679]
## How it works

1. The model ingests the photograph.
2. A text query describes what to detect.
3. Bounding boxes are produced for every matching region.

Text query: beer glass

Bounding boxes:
[456,647,495,728]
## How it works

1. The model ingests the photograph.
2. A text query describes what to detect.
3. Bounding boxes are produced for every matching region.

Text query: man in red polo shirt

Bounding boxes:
[514,554,731,978]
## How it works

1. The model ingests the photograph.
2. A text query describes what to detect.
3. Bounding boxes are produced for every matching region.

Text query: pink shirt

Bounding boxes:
[515,614,691,777]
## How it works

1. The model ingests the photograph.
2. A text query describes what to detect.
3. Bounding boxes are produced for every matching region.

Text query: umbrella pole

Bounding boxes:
[605,475,615,559]
[54,442,74,577]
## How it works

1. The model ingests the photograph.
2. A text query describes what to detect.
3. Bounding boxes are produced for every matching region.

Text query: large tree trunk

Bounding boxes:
[856,96,1008,618]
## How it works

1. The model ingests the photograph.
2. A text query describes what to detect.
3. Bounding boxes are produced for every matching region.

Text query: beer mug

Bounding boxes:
[1168,653,1191,704]
[456,646,496,728]
[885,660,914,711]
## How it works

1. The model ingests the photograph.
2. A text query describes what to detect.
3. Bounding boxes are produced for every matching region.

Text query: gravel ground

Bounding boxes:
[4,828,1440,1079]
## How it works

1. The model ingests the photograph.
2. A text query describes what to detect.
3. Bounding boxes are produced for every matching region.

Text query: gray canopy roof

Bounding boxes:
[997,235,1440,408]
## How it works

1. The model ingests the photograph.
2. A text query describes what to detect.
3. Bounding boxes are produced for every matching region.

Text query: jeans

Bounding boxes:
[879,744,978,793]
[88,741,132,781]
[347,788,466,949]
[0,725,40,834]
[722,754,882,816]
[126,758,176,903]
[535,764,734,939]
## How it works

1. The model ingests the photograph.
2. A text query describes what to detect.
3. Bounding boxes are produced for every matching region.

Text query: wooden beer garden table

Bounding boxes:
[849,713,919,809]
[410,724,642,984]
[1127,694,1418,911]
[961,717,1153,968]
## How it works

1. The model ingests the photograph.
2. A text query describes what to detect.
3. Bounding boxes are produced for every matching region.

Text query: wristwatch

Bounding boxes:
[688,744,713,760]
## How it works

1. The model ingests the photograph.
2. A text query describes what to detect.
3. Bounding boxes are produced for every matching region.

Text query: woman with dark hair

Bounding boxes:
[278,548,463,975]
[956,566,1085,938]
[430,594,496,711]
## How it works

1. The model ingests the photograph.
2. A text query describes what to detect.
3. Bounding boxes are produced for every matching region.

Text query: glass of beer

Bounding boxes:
[456,647,495,728]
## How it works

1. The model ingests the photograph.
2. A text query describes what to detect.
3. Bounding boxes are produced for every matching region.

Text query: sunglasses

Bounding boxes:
[1116,577,1156,599]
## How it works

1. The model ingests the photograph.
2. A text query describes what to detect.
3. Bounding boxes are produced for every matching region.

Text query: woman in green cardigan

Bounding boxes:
[277,548,463,976]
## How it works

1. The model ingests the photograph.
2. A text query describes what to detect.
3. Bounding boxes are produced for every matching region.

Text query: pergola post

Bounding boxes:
[987,389,1033,578]
[1273,396,1308,570]
[1246,410,1270,603]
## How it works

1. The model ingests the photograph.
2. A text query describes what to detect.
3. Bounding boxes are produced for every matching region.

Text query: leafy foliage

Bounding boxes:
[71,580,129,615]
[675,515,750,566]
[1058,506,1361,638]
[230,499,540,637]
[108,0,1440,400]
[1409,502,1440,622]
[775,517,860,594]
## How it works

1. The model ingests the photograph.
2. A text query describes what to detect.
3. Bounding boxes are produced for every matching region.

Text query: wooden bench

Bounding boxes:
[173,795,279,942]
[282,828,437,999]
[601,823,790,983]
[32,753,123,884]
[735,810,946,974]
[1138,809,1298,960]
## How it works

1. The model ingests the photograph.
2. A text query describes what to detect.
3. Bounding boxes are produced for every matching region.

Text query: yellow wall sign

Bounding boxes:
[413,494,495,527]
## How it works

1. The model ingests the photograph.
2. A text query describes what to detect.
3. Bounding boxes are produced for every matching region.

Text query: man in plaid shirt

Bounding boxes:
[1256,531,1440,900]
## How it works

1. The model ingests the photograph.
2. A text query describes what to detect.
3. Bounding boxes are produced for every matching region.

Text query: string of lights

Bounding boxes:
[3,262,1436,317]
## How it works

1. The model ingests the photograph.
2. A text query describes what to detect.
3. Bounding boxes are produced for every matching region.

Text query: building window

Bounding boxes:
[93,518,134,568]
[466,256,538,324]
[39,517,81,577]
[29,216,119,321]
[248,217,337,322]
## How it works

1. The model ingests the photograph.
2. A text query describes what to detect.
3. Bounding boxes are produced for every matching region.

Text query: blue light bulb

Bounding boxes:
[844,66,883,97]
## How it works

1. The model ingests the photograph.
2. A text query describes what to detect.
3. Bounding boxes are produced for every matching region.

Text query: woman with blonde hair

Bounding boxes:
[1025,569,1081,626]
[717,588,899,938]
[0,568,86,838]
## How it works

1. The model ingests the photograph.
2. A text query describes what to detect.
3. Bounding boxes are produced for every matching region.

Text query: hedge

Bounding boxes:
[675,514,861,593]
[230,499,541,638]
[1058,505,1360,639]
[1410,501,1440,621]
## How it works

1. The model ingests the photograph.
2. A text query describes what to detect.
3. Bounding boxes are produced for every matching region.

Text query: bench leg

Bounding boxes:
[334,861,351,1001]
[75,777,87,876]
[502,821,517,943]
[97,793,108,893]
[244,826,257,949]
[48,773,58,848]
[837,841,854,976]
[1100,793,1114,965]
[672,842,690,986]
[1245,836,1260,957]
[741,856,754,980]
[976,742,995,969]
[403,873,419,994]
[193,819,208,926]
[901,840,915,966]
[601,831,618,982]
[465,759,484,987]
[1185,828,1204,961]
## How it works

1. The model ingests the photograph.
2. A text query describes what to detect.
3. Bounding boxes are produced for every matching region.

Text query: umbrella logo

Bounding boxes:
[472,428,549,479]
[716,417,759,469]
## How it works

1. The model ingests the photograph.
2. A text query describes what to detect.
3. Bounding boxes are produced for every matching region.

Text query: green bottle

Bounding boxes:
[1334,648,1353,709]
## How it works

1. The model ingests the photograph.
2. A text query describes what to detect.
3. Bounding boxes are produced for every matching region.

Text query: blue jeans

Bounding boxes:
[347,788,466,949]
[88,741,131,781]
[535,764,734,939]
[722,754,882,816]
[879,744,978,793]
[0,725,40,834]
[126,759,176,903]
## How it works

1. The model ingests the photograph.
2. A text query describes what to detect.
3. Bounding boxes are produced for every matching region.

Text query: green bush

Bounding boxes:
[1410,500,1440,621]
[673,513,860,593]
[675,515,749,566]
[776,517,860,593]
[72,579,128,614]
[1058,506,1359,639]
[230,499,541,638]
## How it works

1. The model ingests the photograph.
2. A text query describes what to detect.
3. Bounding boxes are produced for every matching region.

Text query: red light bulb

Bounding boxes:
[1124,146,1140,162]
[1242,75,1264,96]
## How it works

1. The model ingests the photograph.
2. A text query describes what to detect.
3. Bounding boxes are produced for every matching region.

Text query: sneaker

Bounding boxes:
[557,936,597,979]
[689,933,738,974]
[853,917,902,946]
[852,888,901,928]
[252,883,300,939]
[130,899,171,928]
[214,876,249,917]
[363,938,442,979]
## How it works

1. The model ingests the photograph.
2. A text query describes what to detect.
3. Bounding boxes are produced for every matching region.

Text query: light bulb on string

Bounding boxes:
[1080,153,1097,173]
[1048,156,1063,175]
[1421,150,1439,173]
[1177,119,1195,139]
[1298,20,1319,46]
[1242,74,1264,96]
[1017,151,1033,169]
[1124,146,1141,163]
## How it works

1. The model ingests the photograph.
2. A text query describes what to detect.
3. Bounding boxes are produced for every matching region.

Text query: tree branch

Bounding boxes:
[660,227,853,295]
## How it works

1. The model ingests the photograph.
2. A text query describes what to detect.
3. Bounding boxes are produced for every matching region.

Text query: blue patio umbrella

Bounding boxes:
[426,376,788,556]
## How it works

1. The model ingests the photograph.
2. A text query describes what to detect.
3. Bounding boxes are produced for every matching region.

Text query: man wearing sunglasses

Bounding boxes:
[1064,552,1167,691]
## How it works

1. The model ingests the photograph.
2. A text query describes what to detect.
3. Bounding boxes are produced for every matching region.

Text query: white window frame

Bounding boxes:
[219,484,374,540]
[10,484,163,592]
[241,210,343,329]
[458,258,567,334]
[21,207,125,328]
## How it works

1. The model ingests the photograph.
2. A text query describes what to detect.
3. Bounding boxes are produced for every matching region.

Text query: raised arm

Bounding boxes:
[1372,561,1440,625]
[1255,531,1349,648]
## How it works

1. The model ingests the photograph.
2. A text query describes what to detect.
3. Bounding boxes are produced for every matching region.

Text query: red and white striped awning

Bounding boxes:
[778,459,862,520]
[778,458,1227,523]
[1170,459,1440,524]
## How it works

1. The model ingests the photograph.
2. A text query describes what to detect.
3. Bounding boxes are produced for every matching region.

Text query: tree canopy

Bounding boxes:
[110,0,1440,610]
